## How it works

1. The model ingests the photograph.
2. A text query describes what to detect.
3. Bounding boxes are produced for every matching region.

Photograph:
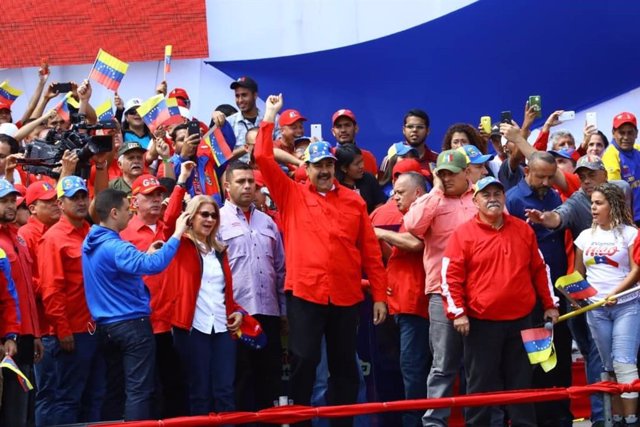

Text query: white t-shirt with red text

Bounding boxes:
[575,224,638,301]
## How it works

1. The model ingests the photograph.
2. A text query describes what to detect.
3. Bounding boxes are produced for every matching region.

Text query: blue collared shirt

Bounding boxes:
[506,178,567,281]
[218,201,286,316]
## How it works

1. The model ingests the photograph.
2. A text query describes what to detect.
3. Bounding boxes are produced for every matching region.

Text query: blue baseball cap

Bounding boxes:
[473,176,504,196]
[304,141,337,164]
[56,176,88,199]
[0,179,20,199]
[548,148,575,160]
[458,145,494,164]
[387,142,418,158]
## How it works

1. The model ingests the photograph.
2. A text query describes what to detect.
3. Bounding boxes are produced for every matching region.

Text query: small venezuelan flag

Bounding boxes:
[136,95,183,133]
[89,49,129,91]
[521,327,557,372]
[555,271,597,300]
[164,45,172,74]
[202,122,234,167]
[96,98,114,122]
[54,92,76,122]
[0,355,34,391]
[0,81,23,105]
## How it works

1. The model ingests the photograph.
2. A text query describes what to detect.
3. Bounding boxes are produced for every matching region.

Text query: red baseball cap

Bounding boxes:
[132,174,167,196]
[332,109,356,125]
[613,112,637,129]
[15,184,27,206]
[168,88,190,107]
[25,181,56,206]
[0,101,11,112]
[279,109,307,127]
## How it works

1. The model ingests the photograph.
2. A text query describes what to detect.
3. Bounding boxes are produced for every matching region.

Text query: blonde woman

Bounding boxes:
[165,195,244,416]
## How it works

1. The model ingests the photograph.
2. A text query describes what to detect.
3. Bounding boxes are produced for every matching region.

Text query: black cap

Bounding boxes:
[230,76,258,92]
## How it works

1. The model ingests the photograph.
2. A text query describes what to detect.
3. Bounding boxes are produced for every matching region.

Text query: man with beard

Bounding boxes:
[227,76,280,163]
[443,176,558,427]
[505,152,573,427]
[38,176,105,424]
[331,109,378,176]
[109,141,146,195]
[254,94,387,427]
[379,109,439,181]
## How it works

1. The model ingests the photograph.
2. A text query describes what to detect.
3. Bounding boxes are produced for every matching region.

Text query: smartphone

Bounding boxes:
[500,111,513,124]
[528,95,542,118]
[187,120,200,136]
[52,82,73,93]
[558,111,576,122]
[586,112,597,129]
[310,124,322,141]
[480,116,492,134]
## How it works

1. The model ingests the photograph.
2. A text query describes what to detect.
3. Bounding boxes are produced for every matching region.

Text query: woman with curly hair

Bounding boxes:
[574,183,640,427]
[441,123,488,154]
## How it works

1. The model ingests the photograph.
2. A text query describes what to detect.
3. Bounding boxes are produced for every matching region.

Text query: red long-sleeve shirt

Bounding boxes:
[442,214,556,321]
[38,216,92,339]
[0,224,39,337]
[0,252,20,337]
[255,121,387,306]
[120,184,186,333]
[18,216,53,335]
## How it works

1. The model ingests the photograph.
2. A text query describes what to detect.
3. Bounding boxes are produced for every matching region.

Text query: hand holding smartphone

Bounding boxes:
[500,111,513,124]
[310,124,322,141]
[51,82,73,93]
[585,112,597,129]
[480,116,492,134]
[528,95,542,118]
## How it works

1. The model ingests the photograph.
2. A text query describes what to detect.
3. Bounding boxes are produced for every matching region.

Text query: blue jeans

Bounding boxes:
[99,317,156,421]
[423,294,463,427]
[35,336,58,427]
[567,310,605,422]
[587,299,640,371]
[52,332,106,424]
[396,314,431,427]
[172,328,236,416]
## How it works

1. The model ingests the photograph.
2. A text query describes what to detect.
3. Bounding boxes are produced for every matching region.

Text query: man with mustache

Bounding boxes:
[505,152,573,426]
[254,93,387,427]
[108,142,147,196]
[402,149,476,427]
[442,176,559,427]
[331,109,378,176]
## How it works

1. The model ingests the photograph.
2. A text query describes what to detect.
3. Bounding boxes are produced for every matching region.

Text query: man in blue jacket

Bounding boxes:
[82,188,190,421]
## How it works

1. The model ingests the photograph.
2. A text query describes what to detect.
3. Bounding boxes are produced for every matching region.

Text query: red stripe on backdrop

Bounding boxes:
[1,0,208,68]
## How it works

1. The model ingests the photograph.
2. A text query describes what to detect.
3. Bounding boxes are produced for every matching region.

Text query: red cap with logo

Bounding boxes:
[132,174,168,196]
[279,109,307,127]
[332,109,356,125]
[0,101,12,112]
[613,112,637,129]
[25,181,56,206]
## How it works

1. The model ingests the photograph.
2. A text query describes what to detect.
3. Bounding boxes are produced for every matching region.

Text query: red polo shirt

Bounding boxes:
[255,121,387,306]
[38,216,91,339]
[18,217,53,335]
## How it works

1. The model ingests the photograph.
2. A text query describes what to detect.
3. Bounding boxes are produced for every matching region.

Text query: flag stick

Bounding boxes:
[556,285,640,324]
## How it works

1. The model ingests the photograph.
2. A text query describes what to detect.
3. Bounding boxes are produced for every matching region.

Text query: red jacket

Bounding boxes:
[442,214,556,321]
[167,237,243,330]
[0,224,39,337]
[255,121,387,306]
[120,185,186,333]
[18,216,53,335]
[38,216,91,338]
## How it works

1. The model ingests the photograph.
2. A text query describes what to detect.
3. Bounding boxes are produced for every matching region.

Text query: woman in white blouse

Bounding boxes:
[168,195,245,416]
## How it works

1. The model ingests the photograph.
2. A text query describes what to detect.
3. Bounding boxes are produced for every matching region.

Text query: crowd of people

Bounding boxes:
[0,67,640,427]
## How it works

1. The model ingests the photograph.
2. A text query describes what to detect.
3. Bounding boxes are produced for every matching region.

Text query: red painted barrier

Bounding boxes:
[91,379,640,426]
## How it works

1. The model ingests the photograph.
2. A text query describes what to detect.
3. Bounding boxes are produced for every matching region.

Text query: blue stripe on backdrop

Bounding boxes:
[209,0,640,160]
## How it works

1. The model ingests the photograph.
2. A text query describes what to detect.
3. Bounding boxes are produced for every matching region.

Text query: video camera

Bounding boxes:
[19,115,115,179]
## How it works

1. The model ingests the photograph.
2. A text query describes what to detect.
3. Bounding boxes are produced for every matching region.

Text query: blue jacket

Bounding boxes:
[82,225,180,325]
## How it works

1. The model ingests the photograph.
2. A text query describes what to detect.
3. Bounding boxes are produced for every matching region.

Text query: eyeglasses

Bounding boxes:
[198,211,218,219]
[404,125,426,130]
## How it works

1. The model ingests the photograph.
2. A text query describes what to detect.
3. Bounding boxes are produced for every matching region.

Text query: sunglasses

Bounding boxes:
[198,211,218,219]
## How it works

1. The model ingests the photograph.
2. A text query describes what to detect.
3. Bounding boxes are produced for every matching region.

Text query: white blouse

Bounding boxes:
[191,249,227,334]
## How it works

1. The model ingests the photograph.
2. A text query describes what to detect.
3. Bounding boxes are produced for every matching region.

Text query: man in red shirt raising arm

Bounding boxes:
[442,176,559,427]
[254,94,387,427]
